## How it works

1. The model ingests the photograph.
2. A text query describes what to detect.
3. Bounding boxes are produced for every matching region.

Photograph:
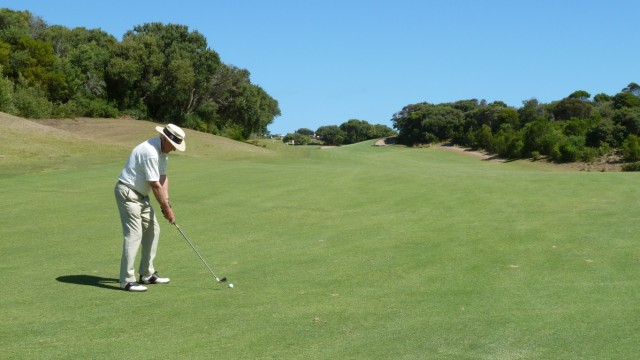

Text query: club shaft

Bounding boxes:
[174,223,222,282]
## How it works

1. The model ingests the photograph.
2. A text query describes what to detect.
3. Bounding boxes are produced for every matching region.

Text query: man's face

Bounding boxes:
[160,136,176,153]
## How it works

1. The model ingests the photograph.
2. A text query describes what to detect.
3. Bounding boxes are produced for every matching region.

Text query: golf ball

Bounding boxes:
[228,283,234,289]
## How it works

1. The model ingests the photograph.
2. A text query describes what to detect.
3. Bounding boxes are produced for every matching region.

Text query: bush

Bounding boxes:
[222,124,246,141]
[580,147,599,163]
[183,114,208,132]
[550,135,585,163]
[121,104,149,120]
[282,132,310,145]
[77,98,119,118]
[0,74,15,113]
[622,162,640,172]
[531,151,541,161]
[52,101,79,118]
[622,135,640,162]
[14,85,53,119]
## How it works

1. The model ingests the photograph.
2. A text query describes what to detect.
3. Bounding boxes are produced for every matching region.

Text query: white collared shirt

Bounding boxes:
[118,136,168,195]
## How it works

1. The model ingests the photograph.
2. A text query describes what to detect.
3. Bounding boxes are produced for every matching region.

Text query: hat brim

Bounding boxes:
[156,126,186,151]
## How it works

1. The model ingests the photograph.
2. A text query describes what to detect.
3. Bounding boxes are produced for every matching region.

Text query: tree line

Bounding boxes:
[0,8,280,139]
[283,119,396,145]
[392,83,640,164]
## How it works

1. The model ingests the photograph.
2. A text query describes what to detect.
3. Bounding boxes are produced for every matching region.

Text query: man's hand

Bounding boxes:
[150,180,175,223]
[161,205,175,224]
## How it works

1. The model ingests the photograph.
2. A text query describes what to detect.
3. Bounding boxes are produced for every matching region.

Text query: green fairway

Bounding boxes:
[2,117,640,359]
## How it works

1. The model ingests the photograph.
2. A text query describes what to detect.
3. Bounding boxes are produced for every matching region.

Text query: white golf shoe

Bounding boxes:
[122,282,147,292]
[140,272,170,285]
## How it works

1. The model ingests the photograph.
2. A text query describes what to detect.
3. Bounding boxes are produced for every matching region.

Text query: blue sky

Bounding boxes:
[1,0,638,134]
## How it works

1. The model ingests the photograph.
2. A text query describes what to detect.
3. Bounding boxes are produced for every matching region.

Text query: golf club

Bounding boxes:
[173,223,227,284]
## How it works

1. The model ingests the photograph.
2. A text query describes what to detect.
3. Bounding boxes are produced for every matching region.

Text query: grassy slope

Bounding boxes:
[1,114,639,359]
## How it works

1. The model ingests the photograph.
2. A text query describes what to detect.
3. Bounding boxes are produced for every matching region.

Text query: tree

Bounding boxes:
[372,124,396,138]
[340,119,375,144]
[585,118,624,148]
[474,124,493,150]
[218,81,280,138]
[522,118,557,156]
[623,134,640,162]
[296,128,314,136]
[0,65,15,112]
[551,135,585,163]
[593,93,612,103]
[0,9,31,44]
[392,102,464,145]
[613,108,640,136]
[465,102,518,133]
[568,90,591,101]
[552,98,592,120]
[282,132,310,145]
[518,98,545,125]
[613,92,640,109]
[622,82,640,97]
[316,125,345,145]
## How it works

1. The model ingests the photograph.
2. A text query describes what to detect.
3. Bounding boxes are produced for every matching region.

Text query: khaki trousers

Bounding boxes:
[114,182,160,286]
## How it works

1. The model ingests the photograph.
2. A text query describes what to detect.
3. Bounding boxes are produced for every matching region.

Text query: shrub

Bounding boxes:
[222,124,246,142]
[183,114,208,132]
[282,132,310,145]
[0,74,15,113]
[550,136,585,163]
[622,162,640,172]
[580,147,599,163]
[121,104,149,120]
[622,135,640,162]
[14,85,53,119]
[531,151,541,161]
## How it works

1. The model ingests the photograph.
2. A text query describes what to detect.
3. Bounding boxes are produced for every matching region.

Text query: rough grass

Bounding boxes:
[1,114,640,359]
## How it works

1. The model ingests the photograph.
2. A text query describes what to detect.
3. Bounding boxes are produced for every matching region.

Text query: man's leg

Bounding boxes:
[139,200,160,277]
[115,183,144,286]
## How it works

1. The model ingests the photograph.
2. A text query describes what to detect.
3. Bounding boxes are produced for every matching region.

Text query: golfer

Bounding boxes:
[114,123,186,292]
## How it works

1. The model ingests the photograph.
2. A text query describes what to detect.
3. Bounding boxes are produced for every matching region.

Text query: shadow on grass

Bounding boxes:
[56,275,120,291]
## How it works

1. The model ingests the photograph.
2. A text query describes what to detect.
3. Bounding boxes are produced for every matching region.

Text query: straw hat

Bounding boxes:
[155,124,186,151]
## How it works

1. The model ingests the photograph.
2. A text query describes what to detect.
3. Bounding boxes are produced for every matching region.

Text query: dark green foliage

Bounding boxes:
[392,82,639,164]
[392,102,463,145]
[296,128,314,136]
[622,162,640,171]
[568,90,591,101]
[70,97,119,118]
[613,92,640,109]
[622,82,640,97]
[613,108,640,136]
[0,9,280,139]
[316,125,346,146]
[551,135,585,163]
[585,118,625,148]
[623,135,640,162]
[491,127,523,159]
[313,120,394,146]
[282,132,310,145]
[0,68,14,112]
[552,97,592,120]
[473,124,493,150]
[518,98,545,125]
[182,114,208,133]
[340,119,376,144]
[13,83,52,118]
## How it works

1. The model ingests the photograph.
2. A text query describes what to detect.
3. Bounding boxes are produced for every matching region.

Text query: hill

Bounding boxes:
[0,113,273,176]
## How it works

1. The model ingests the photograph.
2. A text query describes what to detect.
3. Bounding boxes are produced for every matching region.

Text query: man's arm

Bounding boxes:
[150,175,174,223]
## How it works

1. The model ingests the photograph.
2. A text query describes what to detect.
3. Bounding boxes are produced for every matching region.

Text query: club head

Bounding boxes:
[217,277,227,283]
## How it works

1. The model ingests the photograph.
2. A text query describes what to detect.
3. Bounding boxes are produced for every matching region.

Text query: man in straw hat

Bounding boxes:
[114,123,186,292]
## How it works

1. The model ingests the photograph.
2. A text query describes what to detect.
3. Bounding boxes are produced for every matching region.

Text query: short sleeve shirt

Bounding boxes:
[118,136,168,195]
